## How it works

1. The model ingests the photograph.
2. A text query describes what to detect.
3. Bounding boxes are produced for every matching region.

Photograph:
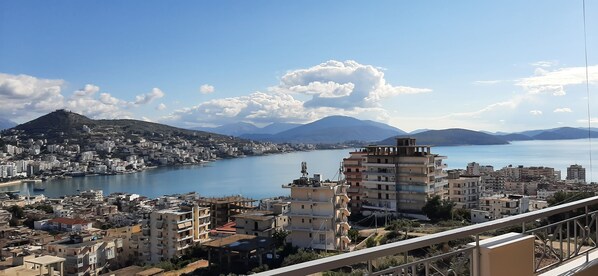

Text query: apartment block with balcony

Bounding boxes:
[447,170,481,209]
[361,138,447,216]
[343,151,367,214]
[283,169,351,252]
[45,234,123,276]
[233,210,288,238]
[479,194,530,219]
[148,204,210,263]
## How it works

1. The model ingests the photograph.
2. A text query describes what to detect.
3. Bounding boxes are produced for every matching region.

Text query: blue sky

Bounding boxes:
[1,1,597,132]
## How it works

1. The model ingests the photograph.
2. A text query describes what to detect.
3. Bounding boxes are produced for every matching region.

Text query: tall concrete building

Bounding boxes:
[446,170,481,209]
[149,204,210,263]
[284,163,351,251]
[566,164,586,183]
[361,138,447,216]
[343,151,367,213]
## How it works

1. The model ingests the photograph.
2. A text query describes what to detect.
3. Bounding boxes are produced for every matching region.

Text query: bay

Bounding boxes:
[1,139,597,200]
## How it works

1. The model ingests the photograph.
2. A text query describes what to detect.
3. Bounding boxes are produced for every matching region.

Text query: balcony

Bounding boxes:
[256,196,598,276]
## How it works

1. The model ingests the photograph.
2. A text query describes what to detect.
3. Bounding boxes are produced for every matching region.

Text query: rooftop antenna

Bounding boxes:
[301,161,308,178]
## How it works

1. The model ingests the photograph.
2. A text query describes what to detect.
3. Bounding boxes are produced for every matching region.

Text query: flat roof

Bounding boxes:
[203,234,273,252]
[25,255,66,265]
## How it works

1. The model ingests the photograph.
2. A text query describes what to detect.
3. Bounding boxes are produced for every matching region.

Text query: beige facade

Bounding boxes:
[362,138,447,215]
[234,210,288,237]
[46,235,123,276]
[284,173,351,251]
[149,205,210,263]
[343,151,366,214]
[447,171,481,209]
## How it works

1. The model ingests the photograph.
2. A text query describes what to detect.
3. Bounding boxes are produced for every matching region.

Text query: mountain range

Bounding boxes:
[240,116,407,144]
[4,111,598,147]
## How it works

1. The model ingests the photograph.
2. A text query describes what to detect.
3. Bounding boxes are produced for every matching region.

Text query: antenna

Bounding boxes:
[301,161,308,178]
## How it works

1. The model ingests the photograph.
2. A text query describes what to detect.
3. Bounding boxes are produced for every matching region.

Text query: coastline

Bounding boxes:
[0,180,24,188]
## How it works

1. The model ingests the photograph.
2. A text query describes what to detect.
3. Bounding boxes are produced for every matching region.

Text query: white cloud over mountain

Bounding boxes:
[166,60,430,126]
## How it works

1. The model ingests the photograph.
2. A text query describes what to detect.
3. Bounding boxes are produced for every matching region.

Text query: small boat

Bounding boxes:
[33,187,45,191]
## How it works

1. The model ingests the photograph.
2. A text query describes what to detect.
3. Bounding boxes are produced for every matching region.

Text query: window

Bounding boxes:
[301,205,304,209]
[386,185,389,190]
[378,193,382,199]
[356,182,360,186]
[319,234,326,242]
[377,184,381,190]
[386,194,389,199]
[347,168,352,172]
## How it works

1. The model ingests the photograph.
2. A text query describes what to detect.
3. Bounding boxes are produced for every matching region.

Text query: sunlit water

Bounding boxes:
[2,139,597,199]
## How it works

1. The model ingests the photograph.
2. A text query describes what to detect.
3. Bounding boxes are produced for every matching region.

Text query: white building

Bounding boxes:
[148,205,210,263]
[284,165,351,251]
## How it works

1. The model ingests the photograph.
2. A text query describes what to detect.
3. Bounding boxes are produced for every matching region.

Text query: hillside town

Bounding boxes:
[0,137,596,275]
[0,112,317,183]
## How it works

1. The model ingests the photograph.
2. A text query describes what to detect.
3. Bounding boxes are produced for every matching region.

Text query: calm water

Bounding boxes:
[2,139,597,199]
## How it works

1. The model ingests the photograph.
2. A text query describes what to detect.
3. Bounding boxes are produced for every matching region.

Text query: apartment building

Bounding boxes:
[233,210,288,238]
[446,170,481,209]
[283,166,351,251]
[148,204,210,263]
[343,151,366,213]
[567,164,586,183]
[46,234,123,276]
[479,194,530,219]
[198,196,256,227]
[361,138,447,216]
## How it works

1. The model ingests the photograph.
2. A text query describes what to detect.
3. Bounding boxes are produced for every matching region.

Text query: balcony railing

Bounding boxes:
[256,196,598,276]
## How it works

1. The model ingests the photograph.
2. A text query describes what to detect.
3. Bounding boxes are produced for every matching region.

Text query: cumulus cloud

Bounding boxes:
[274,60,430,109]
[199,84,215,94]
[554,107,572,113]
[165,60,429,126]
[65,85,132,119]
[0,73,65,119]
[517,65,598,96]
[156,103,167,110]
[134,88,164,105]
[529,110,543,116]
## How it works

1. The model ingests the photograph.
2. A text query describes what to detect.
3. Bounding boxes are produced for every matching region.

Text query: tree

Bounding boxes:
[547,191,594,207]
[422,195,455,222]
[348,228,359,243]
[8,205,24,219]
[281,249,320,266]
[272,229,289,247]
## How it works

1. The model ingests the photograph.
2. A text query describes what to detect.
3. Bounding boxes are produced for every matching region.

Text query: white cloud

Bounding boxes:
[517,65,598,96]
[65,84,132,119]
[553,107,572,113]
[0,73,65,119]
[199,84,215,94]
[73,84,100,97]
[275,60,430,109]
[530,60,558,68]
[577,118,598,124]
[473,80,504,85]
[134,88,164,105]
[156,103,167,110]
[529,110,543,116]
[165,60,429,126]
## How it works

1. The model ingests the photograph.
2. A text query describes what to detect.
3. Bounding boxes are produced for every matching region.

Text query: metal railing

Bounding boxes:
[256,196,598,276]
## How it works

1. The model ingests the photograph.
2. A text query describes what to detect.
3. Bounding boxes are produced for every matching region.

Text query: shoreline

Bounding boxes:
[0,180,24,188]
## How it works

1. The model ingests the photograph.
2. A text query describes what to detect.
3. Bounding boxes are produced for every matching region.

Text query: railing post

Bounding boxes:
[475,234,480,276]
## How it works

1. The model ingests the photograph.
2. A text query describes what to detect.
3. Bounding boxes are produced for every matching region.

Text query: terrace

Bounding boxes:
[257,196,598,276]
